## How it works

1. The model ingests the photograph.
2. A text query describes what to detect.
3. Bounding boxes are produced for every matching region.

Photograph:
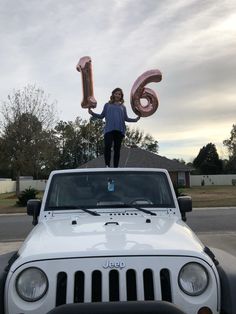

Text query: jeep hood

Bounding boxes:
[16,216,205,265]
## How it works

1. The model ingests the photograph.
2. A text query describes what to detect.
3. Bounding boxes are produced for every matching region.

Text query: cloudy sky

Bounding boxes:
[0,0,235,162]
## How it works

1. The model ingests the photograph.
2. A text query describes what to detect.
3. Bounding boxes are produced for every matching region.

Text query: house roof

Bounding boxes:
[81,147,192,172]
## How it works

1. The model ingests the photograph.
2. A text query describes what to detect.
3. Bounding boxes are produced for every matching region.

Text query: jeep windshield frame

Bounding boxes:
[44,171,175,212]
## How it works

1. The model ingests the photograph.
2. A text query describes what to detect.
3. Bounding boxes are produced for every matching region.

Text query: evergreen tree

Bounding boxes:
[223,124,236,173]
[193,143,223,174]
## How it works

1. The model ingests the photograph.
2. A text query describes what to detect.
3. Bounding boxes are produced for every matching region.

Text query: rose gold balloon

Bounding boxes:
[76,56,97,108]
[130,69,162,117]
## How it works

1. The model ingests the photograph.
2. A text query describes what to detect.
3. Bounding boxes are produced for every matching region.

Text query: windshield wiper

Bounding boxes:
[47,206,100,216]
[123,204,157,216]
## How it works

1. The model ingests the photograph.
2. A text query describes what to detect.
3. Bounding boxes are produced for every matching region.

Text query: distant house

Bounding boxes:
[81,147,192,187]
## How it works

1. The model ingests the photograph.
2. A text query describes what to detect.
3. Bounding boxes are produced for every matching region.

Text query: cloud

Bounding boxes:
[0,0,235,162]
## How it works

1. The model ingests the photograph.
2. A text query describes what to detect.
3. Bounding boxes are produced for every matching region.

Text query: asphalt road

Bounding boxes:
[187,207,236,232]
[0,207,236,255]
[187,207,236,256]
[0,214,32,242]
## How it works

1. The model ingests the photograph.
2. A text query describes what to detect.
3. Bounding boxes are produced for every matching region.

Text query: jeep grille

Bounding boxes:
[55,268,171,306]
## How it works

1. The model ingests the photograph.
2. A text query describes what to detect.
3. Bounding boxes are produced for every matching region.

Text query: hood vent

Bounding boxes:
[109,213,139,216]
[105,222,119,226]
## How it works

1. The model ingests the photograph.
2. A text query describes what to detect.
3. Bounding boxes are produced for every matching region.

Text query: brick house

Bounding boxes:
[81,147,192,188]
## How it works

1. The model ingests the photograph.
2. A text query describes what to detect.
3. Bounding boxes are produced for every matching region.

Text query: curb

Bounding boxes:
[193,207,236,211]
[0,213,27,216]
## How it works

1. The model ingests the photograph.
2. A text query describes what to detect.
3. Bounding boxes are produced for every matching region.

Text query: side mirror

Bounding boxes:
[178,196,192,222]
[27,199,41,226]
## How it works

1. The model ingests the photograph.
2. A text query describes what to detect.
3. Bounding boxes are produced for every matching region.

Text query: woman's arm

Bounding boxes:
[123,106,140,122]
[88,104,106,119]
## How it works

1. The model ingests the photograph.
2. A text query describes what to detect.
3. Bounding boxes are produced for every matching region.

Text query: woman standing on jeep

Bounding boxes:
[88,87,140,168]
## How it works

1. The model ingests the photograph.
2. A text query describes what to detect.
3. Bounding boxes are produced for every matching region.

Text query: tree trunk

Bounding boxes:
[16,170,20,197]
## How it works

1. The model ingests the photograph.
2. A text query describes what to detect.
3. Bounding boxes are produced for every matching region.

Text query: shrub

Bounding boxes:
[17,187,38,207]
[173,184,188,197]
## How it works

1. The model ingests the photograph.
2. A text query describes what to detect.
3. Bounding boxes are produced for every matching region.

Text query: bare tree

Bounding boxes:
[124,127,159,153]
[0,85,58,195]
[1,84,57,130]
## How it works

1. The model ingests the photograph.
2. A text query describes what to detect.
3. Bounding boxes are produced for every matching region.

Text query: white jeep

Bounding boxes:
[0,168,236,314]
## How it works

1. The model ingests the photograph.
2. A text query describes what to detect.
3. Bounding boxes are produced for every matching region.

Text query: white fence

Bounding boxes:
[190,174,236,186]
[0,180,47,194]
[0,180,16,194]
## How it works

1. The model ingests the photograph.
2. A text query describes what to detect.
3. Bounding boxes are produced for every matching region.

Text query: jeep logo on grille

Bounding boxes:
[103,260,126,269]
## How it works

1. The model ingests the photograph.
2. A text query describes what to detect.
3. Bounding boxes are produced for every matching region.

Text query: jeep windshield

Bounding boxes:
[44,171,175,211]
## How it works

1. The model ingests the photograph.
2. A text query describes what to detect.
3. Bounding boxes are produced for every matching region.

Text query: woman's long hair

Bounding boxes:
[109,87,124,104]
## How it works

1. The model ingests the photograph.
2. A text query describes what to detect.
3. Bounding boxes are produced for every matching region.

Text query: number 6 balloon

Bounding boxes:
[77,56,162,116]
[130,69,162,117]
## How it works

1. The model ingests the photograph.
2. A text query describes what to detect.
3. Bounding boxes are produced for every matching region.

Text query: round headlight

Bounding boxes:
[16,267,48,302]
[178,262,209,296]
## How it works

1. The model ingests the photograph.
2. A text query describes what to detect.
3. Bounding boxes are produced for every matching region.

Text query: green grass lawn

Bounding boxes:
[0,192,44,214]
[0,193,23,214]
[180,185,236,207]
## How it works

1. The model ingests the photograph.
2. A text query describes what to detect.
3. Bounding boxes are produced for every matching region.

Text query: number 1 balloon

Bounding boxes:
[76,56,97,108]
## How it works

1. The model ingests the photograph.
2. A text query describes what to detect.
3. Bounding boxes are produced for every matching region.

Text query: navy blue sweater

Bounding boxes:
[91,103,138,135]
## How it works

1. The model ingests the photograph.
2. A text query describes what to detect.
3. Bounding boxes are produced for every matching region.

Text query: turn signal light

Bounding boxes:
[198,307,213,314]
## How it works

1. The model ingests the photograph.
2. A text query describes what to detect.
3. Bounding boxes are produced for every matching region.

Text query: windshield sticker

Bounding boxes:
[108,179,115,192]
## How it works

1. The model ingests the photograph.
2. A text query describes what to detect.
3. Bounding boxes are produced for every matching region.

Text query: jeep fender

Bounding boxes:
[212,248,236,314]
[0,251,18,314]
[47,301,187,314]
